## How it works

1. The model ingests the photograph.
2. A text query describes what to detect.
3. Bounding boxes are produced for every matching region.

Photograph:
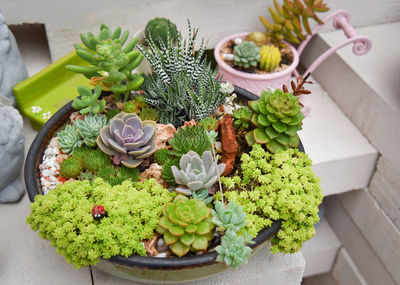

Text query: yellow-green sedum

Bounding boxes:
[219,144,323,253]
[27,178,175,269]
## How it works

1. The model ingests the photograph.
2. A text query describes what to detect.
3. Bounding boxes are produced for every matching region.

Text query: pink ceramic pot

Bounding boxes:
[214,32,299,96]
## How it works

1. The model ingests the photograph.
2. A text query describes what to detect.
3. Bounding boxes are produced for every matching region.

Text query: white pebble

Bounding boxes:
[49,185,56,190]
[43,181,51,188]
[42,170,51,177]
[42,189,49,195]
[39,164,46,171]
[40,177,46,183]
[157,238,168,252]
[50,167,56,172]
[44,149,52,156]
[234,37,243,45]
[222,53,234,61]
[155,252,167,258]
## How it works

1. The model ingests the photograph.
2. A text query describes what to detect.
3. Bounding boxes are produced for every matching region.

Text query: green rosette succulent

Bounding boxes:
[212,201,247,232]
[72,86,106,115]
[234,41,261,69]
[246,89,304,153]
[216,229,254,268]
[232,107,253,131]
[74,114,108,147]
[58,124,83,153]
[156,195,215,257]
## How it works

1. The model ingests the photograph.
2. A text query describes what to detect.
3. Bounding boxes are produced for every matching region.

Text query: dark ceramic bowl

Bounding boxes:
[24,86,304,283]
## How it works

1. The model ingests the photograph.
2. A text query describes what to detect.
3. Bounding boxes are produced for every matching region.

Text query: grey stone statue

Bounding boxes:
[0,95,25,203]
[0,9,28,105]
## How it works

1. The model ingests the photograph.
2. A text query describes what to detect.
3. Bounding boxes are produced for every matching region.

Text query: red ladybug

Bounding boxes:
[92,205,105,220]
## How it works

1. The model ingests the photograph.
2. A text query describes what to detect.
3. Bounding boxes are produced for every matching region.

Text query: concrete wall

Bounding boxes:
[2,0,400,60]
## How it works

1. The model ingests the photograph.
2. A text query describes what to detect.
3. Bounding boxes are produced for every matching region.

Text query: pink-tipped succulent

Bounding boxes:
[97,112,157,168]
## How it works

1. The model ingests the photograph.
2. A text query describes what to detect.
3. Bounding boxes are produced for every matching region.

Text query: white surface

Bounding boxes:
[2,0,400,60]
[298,78,378,196]
[301,219,341,277]
[332,248,368,285]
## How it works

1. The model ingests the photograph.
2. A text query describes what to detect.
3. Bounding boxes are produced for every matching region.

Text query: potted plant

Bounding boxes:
[25,22,322,283]
[214,0,329,94]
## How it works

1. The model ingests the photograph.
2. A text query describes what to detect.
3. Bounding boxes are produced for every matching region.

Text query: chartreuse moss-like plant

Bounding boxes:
[66,24,144,99]
[260,45,281,72]
[138,21,225,126]
[27,178,176,269]
[168,125,211,157]
[144,17,178,49]
[156,195,214,257]
[246,89,304,153]
[232,107,253,131]
[72,86,106,115]
[59,157,83,179]
[234,41,261,69]
[259,0,329,44]
[219,144,323,253]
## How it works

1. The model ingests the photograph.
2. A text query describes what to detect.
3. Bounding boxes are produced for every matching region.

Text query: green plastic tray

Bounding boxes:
[13,50,91,130]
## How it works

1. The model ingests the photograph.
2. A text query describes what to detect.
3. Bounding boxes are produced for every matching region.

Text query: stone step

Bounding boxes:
[301,218,341,278]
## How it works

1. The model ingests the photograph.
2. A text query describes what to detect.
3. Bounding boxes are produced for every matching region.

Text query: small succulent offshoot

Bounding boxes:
[74,114,108,147]
[72,86,106,115]
[232,107,253,131]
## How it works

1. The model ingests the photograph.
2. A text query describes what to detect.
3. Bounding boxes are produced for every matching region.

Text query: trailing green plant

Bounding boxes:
[72,86,106,115]
[161,158,180,183]
[74,114,108,147]
[259,0,329,44]
[171,150,225,196]
[156,195,214,257]
[232,107,253,131]
[219,144,323,253]
[139,107,158,122]
[234,41,261,69]
[246,89,304,153]
[144,17,178,49]
[168,125,211,157]
[198,117,219,131]
[212,201,247,232]
[216,229,254,268]
[57,124,83,153]
[138,21,225,126]
[27,178,176,269]
[66,24,144,99]
[154,148,173,165]
[259,45,281,71]
[59,157,83,179]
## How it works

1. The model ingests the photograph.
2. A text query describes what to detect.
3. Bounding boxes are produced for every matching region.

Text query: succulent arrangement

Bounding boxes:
[27,22,322,273]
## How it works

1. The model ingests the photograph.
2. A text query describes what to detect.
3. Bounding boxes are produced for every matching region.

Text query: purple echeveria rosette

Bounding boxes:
[97,112,157,168]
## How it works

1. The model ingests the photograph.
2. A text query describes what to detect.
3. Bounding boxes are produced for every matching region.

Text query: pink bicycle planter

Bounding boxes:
[214,9,372,95]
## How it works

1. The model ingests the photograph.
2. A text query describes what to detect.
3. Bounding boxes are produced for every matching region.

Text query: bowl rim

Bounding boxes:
[214,32,300,80]
[24,85,304,270]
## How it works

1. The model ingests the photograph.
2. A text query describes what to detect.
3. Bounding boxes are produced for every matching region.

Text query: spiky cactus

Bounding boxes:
[260,45,281,72]
[259,0,329,44]
[245,89,304,153]
[144,17,178,49]
[234,41,261,69]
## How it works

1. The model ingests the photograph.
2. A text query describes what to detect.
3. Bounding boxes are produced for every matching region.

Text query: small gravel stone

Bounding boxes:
[222,53,234,61]
[157,238,168,252]
[234,37,242,45]
[155,252,167,258]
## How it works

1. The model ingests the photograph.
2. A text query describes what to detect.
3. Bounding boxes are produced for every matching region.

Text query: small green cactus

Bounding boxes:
[259,45,281,72]
[154,148,173,165]
[59,157,83,179]
[144,17,178,49]
[72,86,106,115]
[74,114,108,147]
[156,195,215,257]
[168,125,211,157]
[259,0,329,44]
[82,149,112,173]
[245,89,304,153]
[58,125,83,153]
[234,41,261,69]
[232,107,253,131]
[198,117,219,131]
[139,107,158,122]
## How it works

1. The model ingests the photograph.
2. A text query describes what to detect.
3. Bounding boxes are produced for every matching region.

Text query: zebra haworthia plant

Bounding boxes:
[138,21,226,127]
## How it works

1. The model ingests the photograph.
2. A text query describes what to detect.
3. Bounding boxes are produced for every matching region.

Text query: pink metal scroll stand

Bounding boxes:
[293,9,372,115]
